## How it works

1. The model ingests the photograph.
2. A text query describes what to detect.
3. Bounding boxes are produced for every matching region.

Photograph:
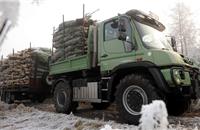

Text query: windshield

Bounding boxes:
[135,21,173,50]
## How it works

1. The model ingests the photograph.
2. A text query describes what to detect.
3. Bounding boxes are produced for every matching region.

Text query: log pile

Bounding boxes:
[0,48,50,88]
[51,18,94,62]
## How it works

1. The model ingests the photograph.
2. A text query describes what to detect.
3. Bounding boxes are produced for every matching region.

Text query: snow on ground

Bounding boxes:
[0,100,200,130]
[0,101,137,130]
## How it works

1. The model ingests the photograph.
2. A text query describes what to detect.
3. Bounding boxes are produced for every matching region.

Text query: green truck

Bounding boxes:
[49,9,200,124]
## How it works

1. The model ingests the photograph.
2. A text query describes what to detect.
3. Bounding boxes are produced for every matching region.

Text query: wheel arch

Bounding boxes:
[108,61,169,102]
[52,78,68,93]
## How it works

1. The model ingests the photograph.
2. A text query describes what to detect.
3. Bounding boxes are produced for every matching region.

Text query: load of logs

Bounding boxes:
[51,18,94,63]
[0,48,50,88]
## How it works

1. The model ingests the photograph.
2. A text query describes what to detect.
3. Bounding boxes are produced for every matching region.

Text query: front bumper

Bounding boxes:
[161,67,200,98]
[161,68,191,87]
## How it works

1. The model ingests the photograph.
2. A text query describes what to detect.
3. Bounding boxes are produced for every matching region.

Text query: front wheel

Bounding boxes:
[116,74,160,125]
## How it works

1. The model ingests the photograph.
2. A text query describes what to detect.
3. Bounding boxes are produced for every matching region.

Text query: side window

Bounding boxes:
[104,17,134,52]
[104,20,118,41]
[121,17,133,52]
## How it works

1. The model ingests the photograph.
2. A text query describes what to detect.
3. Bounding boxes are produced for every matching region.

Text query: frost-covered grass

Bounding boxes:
[0,102,137,130]
[0,100,200,130]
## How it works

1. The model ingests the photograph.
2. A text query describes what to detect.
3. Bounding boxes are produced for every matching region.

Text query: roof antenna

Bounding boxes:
[86,9,100,18]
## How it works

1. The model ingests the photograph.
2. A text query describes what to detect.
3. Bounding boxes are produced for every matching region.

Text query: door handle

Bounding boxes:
[101,54,108,58]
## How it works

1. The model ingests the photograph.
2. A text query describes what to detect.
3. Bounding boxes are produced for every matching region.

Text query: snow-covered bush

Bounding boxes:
[139,100,169,130]
[100,124,120,130]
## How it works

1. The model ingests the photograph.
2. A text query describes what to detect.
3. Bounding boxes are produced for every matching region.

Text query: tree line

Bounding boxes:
[169,2,200,63]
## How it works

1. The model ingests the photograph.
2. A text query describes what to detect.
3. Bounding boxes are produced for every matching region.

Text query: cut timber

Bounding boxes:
[0,48,51,88]
[51,18,94,63]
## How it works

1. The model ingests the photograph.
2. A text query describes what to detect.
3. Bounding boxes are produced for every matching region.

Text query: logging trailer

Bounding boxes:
[0,48,51,103]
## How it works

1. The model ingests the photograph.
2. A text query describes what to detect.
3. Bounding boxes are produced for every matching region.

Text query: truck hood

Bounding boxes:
[151,50,197,68]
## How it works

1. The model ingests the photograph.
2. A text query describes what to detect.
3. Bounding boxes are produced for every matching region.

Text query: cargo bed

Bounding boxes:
[49,54,90,75]
[49,18,95,76]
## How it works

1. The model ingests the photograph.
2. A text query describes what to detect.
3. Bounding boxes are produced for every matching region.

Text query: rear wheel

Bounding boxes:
[116,74,160,125]
[37,95,46,103]
[1,91,6,102]
[5,92,14,104]
[54,80,77,114]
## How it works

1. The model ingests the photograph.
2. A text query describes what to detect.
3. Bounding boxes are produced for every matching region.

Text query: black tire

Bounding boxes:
[115,74,160,125]
[1,91,5,102]
[54,80,77,114]
[5,92,14,104]
[30,97,37,103]
[72,102,79,112]
[167,98,191,116]
[37,96,46,103]
[91,103,110,110]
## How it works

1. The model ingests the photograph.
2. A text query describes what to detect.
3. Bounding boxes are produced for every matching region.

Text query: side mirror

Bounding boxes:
[118,17,127,41]
[118,32,127,41]
[111,20,118,29]
[171,36,177,52]
[118,18,126,32]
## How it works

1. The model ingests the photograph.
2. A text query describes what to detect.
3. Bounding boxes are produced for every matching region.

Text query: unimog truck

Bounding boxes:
[49,9,200,124]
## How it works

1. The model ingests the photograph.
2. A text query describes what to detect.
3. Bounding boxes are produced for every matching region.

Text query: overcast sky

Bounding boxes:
[1,0,200,56]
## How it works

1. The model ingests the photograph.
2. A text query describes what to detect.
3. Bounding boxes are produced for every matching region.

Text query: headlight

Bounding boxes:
[172,69,182,85]
[172,68,191,86]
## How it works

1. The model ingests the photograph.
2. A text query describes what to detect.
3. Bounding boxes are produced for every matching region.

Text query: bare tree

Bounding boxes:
[0,0,20,27]
[169,2,197,57]
[0,0,20,49]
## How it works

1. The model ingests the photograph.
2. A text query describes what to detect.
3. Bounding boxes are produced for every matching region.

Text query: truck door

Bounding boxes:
[100,17,136,71]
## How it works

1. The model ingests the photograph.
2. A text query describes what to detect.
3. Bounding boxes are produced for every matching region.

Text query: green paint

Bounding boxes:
[49,10,199,89]
[49,55,88,75]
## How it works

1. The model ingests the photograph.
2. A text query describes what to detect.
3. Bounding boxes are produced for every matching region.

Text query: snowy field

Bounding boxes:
[0,100,200,130]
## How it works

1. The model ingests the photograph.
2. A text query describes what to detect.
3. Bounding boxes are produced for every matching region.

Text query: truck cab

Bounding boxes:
[50,9,200,125]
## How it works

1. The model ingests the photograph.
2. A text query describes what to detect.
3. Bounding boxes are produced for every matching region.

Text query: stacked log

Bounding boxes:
[0,48,50,88]
[51,18,94,62]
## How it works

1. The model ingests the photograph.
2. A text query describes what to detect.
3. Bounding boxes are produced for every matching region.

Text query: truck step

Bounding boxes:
[102,100,109,103]
[101,89,108,91]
